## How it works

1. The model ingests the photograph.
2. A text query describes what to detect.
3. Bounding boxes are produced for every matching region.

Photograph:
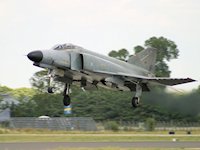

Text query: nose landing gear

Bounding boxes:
[46,70,71,106]
[47,87,54,93]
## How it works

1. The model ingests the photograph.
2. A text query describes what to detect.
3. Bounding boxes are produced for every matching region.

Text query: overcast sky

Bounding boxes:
[0,0,199,91]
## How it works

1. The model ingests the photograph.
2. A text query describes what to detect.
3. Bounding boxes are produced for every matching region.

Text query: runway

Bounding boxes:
[1,141,200,150]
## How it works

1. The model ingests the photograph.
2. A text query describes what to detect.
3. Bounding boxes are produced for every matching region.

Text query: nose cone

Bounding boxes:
[27,51,43,62]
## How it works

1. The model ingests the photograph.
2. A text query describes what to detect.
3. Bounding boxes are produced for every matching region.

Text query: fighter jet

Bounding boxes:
[27,43,195,107]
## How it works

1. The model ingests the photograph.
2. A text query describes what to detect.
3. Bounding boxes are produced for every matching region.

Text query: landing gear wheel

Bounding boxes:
[132,97,139,108]
[47,87,54,93]
[63,95,71,106]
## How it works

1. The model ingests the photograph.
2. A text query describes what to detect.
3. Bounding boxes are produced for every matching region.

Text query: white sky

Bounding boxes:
[0,0,199,91]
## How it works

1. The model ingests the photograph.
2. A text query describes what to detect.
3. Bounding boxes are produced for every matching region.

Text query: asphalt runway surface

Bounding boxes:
[1,142,200,150]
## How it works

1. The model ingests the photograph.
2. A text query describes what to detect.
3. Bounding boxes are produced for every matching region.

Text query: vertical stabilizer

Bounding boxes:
[127,48,157,73]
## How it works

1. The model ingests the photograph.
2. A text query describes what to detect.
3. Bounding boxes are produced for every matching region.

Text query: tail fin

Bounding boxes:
[127,47,157,73]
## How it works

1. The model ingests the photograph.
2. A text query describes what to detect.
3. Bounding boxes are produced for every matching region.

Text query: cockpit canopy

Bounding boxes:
[52,43,83,50]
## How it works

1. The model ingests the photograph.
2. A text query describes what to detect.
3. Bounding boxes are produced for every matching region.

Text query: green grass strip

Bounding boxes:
[0,134,200,142]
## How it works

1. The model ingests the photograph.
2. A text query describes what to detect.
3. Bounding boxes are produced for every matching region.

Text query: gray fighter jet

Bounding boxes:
[27,43,195,107]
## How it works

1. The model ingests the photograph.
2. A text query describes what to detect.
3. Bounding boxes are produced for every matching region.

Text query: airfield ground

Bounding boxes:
[1,142,200,150]
[0,129,200,149]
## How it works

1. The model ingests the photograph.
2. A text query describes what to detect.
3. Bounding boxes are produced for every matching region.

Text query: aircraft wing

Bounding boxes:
[117,72,196,86]
[94,70,196,86]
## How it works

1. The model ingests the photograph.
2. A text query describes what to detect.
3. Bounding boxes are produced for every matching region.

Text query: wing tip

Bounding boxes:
[186,78,196,83]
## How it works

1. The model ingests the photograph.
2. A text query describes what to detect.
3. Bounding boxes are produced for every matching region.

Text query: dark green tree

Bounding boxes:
[29,70,49,92]
[108,48,129,61]
[134,45,144,54]
[145,37,179,61]
[11,99,36,117]
[29,70,64,93]
[31,93,63,117]
[0,85,13,94]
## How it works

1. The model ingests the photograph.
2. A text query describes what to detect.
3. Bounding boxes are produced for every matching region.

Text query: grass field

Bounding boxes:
[1,128,200,143]
[1,134,200,142]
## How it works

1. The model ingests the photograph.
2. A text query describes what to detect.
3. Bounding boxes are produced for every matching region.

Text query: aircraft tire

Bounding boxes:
[132,97,139,108]
[47,87,54,93]
[63,95,71,106]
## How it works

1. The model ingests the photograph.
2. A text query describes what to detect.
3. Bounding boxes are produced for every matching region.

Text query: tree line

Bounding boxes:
[1,85,200,122]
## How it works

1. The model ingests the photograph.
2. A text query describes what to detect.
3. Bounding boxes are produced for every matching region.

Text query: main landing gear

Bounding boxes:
[131,84,142,108]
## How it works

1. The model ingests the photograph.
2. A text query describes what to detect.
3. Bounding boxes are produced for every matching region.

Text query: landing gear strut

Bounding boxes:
[47,70,55,94]
[132,84,142,108]
[63,83,71,106]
